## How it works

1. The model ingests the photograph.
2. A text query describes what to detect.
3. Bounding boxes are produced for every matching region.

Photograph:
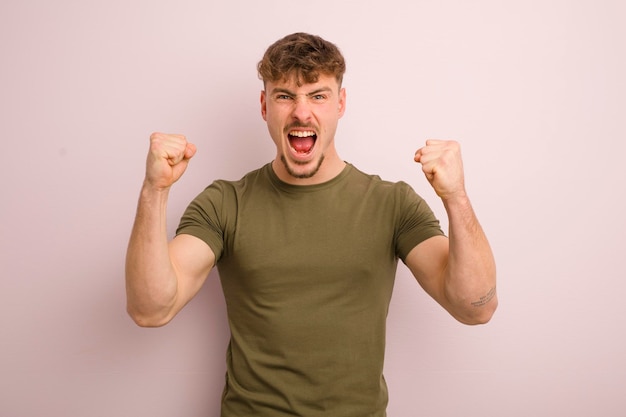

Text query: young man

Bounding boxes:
[126,32,497,416]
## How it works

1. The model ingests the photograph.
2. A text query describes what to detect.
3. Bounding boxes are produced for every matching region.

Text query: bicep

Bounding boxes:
[405,235,450,307]
[168,233,216,311]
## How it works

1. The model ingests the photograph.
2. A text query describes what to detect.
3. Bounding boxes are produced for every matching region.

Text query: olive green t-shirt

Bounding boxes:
[177,163,444,417]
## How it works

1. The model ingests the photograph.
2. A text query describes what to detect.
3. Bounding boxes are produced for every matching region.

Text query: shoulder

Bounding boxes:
[196,164,272,197]
[346,164,420,200]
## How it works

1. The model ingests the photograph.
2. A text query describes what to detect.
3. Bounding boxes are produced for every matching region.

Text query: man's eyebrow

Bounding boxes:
[306,87,333,96]
[270,87,295,95]
[270,87,333,96]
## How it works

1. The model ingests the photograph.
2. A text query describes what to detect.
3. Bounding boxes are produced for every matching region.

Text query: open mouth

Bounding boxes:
[288,130,317,154]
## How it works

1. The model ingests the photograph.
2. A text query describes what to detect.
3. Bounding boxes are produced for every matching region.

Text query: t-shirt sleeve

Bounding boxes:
[394,182,446,263]
[175,181,229,263]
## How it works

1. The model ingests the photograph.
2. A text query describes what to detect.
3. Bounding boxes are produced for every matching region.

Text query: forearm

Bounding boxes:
[125,184,178,326]
[442,194,497,324]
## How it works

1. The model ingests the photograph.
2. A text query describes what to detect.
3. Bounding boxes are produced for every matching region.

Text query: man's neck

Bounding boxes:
[271,156,346,186]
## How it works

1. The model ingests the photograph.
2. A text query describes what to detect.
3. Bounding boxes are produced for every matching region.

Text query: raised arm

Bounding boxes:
[125,133,215,327]
[408,140,497,325]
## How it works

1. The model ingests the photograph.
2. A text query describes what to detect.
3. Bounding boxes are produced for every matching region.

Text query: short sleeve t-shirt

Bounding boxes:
[177,163,444,417]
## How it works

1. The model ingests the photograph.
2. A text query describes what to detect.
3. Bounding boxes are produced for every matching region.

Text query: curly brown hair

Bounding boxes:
[257,32,346,87]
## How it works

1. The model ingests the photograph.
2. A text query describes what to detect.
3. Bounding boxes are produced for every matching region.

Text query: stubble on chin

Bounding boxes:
[280,154,325,179]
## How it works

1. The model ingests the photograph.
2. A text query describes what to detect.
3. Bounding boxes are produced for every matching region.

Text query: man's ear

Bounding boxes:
[260,90,267,121]
[338,87,347,118]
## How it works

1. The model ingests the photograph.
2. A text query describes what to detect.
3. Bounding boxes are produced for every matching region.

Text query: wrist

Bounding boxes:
[440,190,469,207]
[142,177,172,193]
[140,181,171,204]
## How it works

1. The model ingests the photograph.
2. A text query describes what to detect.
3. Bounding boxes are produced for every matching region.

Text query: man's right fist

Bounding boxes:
[145,132,197,190]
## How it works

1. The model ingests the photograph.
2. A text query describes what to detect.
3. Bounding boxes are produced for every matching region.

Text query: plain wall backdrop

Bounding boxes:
[1,0,625,416]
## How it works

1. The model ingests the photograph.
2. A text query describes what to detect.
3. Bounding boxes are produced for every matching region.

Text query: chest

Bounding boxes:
[218,187,399,302]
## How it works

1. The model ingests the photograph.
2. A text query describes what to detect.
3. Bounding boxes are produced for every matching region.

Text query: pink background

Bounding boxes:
[1,1,625,415]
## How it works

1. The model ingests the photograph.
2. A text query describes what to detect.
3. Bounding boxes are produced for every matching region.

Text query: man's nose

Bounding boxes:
[291,97,312,121]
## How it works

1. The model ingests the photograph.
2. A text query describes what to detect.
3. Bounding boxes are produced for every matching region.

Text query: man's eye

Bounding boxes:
[313,95,326,100]
[277,95,292,100]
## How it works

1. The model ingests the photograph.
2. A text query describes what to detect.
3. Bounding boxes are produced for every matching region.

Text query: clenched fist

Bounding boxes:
[414,140,466,201]
[145,132,197,190]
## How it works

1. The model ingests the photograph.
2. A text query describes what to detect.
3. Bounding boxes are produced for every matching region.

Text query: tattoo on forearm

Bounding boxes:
[471,287,496,307]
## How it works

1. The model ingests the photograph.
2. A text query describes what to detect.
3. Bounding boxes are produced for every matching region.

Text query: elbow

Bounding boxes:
[454,296,498,325]
[125,286,178,328]
[446,280,498,325]
[126,304,173,328]
[461,310,496,326]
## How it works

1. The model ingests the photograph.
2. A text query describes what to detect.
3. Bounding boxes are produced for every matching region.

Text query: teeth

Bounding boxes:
[290,131,315,137]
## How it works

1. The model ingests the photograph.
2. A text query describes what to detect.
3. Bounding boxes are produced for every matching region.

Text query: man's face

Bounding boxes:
[261,73,346,184]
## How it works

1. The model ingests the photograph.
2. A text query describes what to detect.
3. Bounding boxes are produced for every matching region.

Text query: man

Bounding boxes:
[126,32,497,416]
